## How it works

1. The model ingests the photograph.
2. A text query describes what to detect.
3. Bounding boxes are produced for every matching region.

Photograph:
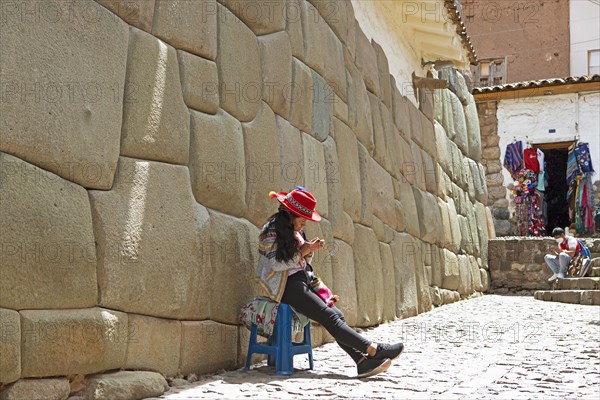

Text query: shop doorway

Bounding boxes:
[533,141,574,234]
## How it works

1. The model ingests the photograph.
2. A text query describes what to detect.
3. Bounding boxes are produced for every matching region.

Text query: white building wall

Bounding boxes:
[497,91,600,187]
[351,0,423,103]
[570,0,600,76]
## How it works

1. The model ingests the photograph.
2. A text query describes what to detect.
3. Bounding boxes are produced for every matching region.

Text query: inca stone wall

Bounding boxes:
[0,0,494,395]
[489,238,600,292]
[476,101,513,236]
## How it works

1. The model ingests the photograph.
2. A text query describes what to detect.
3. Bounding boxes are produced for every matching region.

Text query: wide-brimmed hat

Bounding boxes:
[269,189,321,222]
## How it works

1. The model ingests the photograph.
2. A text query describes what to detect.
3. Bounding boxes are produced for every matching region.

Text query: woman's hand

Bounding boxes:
[301,238,325,256]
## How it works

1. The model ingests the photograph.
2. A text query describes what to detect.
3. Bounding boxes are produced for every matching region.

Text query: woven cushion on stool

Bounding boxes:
[244,303,314,375]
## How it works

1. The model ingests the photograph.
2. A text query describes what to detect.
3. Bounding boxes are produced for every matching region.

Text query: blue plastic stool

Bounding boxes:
[244,303,314,375]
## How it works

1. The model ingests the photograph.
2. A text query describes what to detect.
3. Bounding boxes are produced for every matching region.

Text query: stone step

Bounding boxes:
[553,277,600,290]
[591,267,600,278]
[534,290,600,305]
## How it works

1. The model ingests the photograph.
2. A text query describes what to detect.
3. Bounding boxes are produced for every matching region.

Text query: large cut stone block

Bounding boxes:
[20,308,127,377]
[0,378,70,400]
[288,58,313,133]
[96,0,156,32]
[125,314,181,377]
[450,91,468,155]
[307,0,349,45]
[413,239,433,314]
[302,133,329,218]
[323,24,348,102]
[286,0,305,59]
[189,109,246,217]
[459,215,474,255]
[332,118,362,222]
[440,89,455,140]
[397,176,420,238]
[379,243,397,321]
[153,0,217,60]
[435,118,451,174]
[470,256,483,292]
[480,268,490,292]
[0,309,20,384]
[323,136,345,240]
[277,116,305,189]
[89,157,210,320]
[218,0,285,35]
[430,245,443,288]
[80,371,168,400]
[390,233,419,318]
[330,240,358,326]
[216,4,261,122]
[301,1,326,76]
[369,158,396,229]
[0,0,128,189]
[410,143,426,191]
[243,102,282,227]
[438,199,453,251]
[413,188,442,245]
[441,249,459,291]
[354,25,380,96]
[475,202,490,269]
[464,93,482,161]
[353,225,384,327]
[457,255,473,295]
[121,28,190,165]
[381,102,401,178]
[0,153,97,310]
[357,143,373,226]
[259,32,292,119]
[372,40,392,108]
[208,211,261,324]
[177,50,219,115]
[345,58,373,144]
[311,71,333,142]
[466,207,481,256]
[422,151,438,195]
[180,320,238,375]
[447,198,462,253]
[366,93,382,156]
[392,86,412,141]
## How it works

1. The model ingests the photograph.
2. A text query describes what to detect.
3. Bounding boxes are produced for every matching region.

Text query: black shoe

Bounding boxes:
[372,342,404,360]
[356,357,391,378]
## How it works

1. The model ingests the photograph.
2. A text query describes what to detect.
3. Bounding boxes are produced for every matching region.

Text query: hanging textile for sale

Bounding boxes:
[567,141,595,234]
[566,143,580,201]
[504,141,524,180]
[574,142,594,173]
[513,169,545,236]
[575,174,595,234]
[524,147,540,174]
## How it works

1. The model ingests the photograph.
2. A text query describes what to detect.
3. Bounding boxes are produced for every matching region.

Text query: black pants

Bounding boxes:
[281,271,371,363]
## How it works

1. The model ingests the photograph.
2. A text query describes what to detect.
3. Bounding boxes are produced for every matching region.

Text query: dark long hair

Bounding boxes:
[261,205,298,262]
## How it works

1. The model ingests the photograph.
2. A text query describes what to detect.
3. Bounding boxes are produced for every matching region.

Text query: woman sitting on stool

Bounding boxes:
[255,188,404,378]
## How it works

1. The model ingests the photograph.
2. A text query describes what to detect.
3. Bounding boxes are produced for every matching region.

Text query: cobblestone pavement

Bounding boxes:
[158,295,600,399]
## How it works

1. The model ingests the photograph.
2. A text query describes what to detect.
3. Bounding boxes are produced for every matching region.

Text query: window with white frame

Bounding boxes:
[589,49,600,75]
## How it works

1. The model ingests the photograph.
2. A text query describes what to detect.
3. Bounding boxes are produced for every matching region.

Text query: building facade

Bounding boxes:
[463,0,571,86]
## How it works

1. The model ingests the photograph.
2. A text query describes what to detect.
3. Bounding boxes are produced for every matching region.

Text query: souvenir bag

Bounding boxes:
[305,263,339,307]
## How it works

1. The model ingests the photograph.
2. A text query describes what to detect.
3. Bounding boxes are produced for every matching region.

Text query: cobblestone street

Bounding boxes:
[158,295,600,400]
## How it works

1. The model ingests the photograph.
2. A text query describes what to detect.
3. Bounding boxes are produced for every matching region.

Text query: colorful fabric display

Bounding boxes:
[574,142,594,173]
[513,169,545,237]
[504,141,524,180]
[537,149,545,171]
[524,147,540,174]
[566,144,580,200]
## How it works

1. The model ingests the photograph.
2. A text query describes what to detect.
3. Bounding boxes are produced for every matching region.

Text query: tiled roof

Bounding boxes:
[473,75,600,94]
[444,0,478,65]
